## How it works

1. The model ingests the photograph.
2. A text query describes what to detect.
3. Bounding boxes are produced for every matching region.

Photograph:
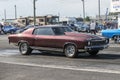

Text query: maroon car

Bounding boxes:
[8,25,109,58]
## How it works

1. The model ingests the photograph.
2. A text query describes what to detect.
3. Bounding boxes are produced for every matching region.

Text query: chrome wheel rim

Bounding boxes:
[117,36,120,43]
[66,45,75,56]
[114,36,120,43]
[20,43,28,54]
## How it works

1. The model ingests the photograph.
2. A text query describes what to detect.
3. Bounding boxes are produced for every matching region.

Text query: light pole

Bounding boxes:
[81,0,85,20]
[105,8,108,21]
[4,9,6,22]
[33,0,37,26]
[14,5,17,19]
[98,0,101,22]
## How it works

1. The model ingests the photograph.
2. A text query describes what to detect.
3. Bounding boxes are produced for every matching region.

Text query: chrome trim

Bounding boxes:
[87,38,106,42]
[31,46,63,52]
[91,40,105,42]
[85,44,109,50]
[9,42,18,46]
[78,49,86,52]
[78,44,109,52]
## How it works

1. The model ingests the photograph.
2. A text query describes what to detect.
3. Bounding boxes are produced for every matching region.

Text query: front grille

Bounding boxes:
[91,40,106,46]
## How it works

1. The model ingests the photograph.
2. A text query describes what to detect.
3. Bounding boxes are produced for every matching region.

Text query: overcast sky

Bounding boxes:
[0,0,110,19]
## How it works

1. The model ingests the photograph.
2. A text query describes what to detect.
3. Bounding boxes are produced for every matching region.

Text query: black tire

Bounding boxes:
[88,50,99,56]
[10,31,14,34]
[19,42,32,55]
[64,44,78,58]
[113,35,120,43]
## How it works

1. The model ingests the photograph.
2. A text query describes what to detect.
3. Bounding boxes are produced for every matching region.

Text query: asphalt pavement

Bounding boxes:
[0,34,120,80]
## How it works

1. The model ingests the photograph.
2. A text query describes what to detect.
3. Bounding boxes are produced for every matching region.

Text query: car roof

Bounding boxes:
[34,25,68,28]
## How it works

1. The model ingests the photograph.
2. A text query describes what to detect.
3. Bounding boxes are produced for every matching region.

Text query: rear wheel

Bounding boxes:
[64,44,78,58]
[88,50,99,56]
[19,42,32,55]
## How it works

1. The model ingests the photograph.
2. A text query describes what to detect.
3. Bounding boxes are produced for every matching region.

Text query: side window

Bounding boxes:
[52,27,72,35]
[33,27,54,35]
[52,27,64,35]
[33,29,39,35]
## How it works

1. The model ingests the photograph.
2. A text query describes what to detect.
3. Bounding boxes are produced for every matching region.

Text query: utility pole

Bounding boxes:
[81,0,85,20]
[33,0,37,26]
[58,12,60,23]
[4,9,6,22]
[14,5,17,19]
[105,8,108,21]
[98,0,101,22]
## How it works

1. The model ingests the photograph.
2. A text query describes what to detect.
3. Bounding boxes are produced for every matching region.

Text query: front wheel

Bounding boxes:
[64,44,78,58]
[88,50,99,56]
[10,31,14,34]
[113,35,120,43]
[19,42,32,55]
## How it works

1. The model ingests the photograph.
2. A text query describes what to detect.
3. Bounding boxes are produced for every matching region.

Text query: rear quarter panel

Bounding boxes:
[8,28,35,46]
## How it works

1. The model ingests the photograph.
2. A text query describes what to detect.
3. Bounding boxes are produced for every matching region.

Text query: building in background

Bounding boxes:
[59,17,77,25]
[110,0,120,28]
[110,0,120,13]
[1,15,59,27]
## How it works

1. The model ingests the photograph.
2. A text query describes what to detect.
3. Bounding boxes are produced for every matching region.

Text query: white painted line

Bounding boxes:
[110,45,120,47]
[0,61,120,74]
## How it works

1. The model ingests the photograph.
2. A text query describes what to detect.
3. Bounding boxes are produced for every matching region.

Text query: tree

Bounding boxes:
[85,16,90,21]
[76,17,83,22]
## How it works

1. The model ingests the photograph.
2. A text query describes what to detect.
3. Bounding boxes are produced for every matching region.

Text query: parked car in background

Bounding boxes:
[8,25,109,58]
[74,23,83,32]
[102,29,120,43]
[2,25,19,34]
[16,25,39,33]
[96,24,105,31]
[80,24,90,32]
[68,24,77,31]
[75,23,90,33]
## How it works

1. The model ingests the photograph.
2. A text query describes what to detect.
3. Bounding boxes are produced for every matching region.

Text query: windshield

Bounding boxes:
[52,27,73,35]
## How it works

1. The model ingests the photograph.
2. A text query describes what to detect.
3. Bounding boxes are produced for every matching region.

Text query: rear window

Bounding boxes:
[33,27,54,35]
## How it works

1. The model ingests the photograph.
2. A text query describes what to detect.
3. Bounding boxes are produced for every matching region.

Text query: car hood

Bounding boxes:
[65,32,103,40]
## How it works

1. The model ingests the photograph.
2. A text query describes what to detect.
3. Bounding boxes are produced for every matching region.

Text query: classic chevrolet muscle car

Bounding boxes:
[8,25,109,58]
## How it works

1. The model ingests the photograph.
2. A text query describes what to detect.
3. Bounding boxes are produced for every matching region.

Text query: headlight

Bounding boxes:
[105,39,109,44]
[88,41,91,46]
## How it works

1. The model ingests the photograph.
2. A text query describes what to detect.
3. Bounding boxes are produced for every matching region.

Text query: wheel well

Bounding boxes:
[18,42,21,46]
[64,43,77,51]
[18,41,29,46]
[112,35,120,39]
[112,35,116,38]
[112,35,115,40]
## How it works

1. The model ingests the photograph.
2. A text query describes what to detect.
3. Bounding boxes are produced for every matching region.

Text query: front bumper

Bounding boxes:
[78,44,109,52]
[85,44,109,51]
